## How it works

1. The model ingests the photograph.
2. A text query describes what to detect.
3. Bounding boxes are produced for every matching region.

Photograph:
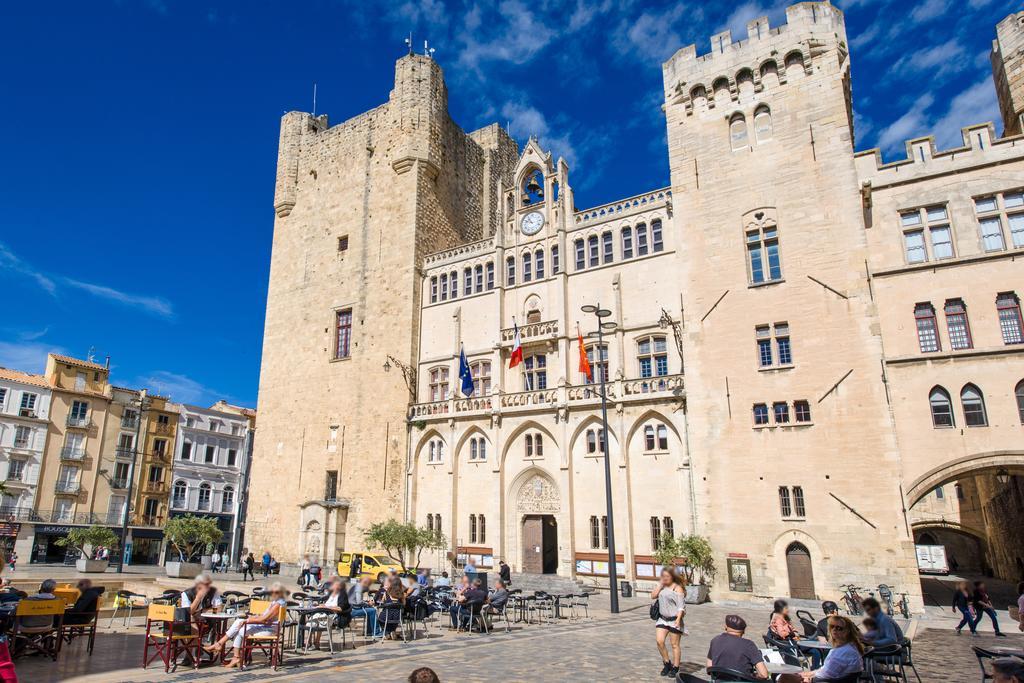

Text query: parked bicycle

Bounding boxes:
[895,592,910,619]
[878,583,895,616]
[839,584,864,615]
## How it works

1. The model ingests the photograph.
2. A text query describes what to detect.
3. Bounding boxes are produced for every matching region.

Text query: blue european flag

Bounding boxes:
[459,346,475,397]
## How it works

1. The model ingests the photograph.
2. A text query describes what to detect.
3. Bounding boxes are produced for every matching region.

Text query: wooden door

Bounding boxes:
[786,542,815,599]
[522,516,543,574]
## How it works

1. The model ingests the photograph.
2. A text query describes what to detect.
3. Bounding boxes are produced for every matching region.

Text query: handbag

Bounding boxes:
[649,600,662,621]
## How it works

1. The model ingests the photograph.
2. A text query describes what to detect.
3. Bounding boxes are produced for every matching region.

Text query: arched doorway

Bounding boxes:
[786,542,815,599]
[515,473,560,575]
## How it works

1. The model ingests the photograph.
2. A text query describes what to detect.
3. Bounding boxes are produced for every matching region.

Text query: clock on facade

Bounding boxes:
[520,211,545,235]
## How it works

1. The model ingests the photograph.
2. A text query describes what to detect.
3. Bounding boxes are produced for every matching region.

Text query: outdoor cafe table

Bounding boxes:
[199,613,235,663]
[765,662,804,675]
[989,645,1024,658]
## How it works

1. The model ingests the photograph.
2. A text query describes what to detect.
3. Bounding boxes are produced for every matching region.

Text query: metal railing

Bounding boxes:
[55,481,81,494]
[171,497,187,510]
[12,439,30,449]
[110,478,129,490]
[121,417,139,429]
[115,447,135,459]
[139,515,163,526]
[144,481,166,493]
[154,423,173,435]
[66,415,89,428]
[60,447,86,461]
[0,506,166,527]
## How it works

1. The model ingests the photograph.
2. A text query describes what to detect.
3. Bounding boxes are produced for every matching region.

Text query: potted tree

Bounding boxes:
[165,515,223,578]
[678,535,716,604]
[56,525,119,573]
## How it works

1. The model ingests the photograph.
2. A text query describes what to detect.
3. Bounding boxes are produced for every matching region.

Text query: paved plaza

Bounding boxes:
[11,583,1023,683]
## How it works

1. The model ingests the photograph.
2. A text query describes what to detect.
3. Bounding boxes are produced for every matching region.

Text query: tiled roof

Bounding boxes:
[50,354,107,371]
[0,367,51,389]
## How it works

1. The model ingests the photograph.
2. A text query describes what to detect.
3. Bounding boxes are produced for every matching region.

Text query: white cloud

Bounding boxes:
[932,78,1000,148]
[891,39,966,80]
[137,370,224,406]
[0,242,57,295]
[568,0,613,32]
[612,4,690,63]
[876,93,935,152]
[722,1,787,41]
[500,100,578,166]
[909,0,950,24]
[0,340,67,374]
[456,0,557,73]
[64,279,174,318]
[875,79,1001,156]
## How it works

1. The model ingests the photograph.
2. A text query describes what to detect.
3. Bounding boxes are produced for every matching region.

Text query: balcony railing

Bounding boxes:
[121,417,139,429]
[55,481,81,494]
[12,439,30,449]
[499,319,559,345]
[66,415,89,428]
[171,497,187,510]
[110,478,129,490]
[18,409,38,419]
[0,506,166,526]
[115,447,135,459]
[60,447,86,461]
[154,423,173,435]
[144,481,166,493]
[409,373,684,421]
[139,514,164,527]
[148,450,168,461]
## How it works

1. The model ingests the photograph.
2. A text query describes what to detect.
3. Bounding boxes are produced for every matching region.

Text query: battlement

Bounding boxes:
[854,123,1024,186]
[663,1,847,111]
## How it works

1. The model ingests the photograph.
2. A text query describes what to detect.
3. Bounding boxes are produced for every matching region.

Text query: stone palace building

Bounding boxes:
[248,2,1024,605]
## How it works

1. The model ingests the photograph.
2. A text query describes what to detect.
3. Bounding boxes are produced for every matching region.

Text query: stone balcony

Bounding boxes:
[499,320,559,346]
[408,373,684,421]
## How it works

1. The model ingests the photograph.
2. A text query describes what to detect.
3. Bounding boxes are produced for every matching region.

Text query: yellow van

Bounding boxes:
[337,551,406,582]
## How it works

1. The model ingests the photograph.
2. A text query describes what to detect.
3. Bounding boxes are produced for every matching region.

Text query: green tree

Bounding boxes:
[653,533,716,585]
[55,525,119,559]
[362,519,447,570]
[165,515,224,562]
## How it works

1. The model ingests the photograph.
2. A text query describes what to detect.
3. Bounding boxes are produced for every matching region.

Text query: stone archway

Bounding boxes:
[508,470,562,575]
[905,451,1024,507]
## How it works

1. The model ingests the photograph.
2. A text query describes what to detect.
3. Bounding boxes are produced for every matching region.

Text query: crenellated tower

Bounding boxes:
[662,1,921,605]
[991,11,1024,137]
[251,54,517,563]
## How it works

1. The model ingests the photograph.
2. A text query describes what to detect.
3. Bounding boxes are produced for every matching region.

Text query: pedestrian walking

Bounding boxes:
[651,567,686,678]
[973,580,1007,636]
[243,552,256,581]
[299,555,311,586]
[262,550,271,578]
[6,551,15,572]
[211,550,222,573]
[952,581,977,635]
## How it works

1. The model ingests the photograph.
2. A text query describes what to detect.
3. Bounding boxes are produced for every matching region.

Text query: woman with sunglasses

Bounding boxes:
[799,615,864,682]
[205,582,289,668]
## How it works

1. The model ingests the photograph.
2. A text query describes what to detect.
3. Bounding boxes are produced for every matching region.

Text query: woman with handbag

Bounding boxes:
[651,567,687,678]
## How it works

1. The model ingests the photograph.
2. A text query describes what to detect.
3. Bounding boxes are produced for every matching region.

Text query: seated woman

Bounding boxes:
[769,599,800,641]
[375,577,406,639]
[204,582,288,669]
[309,578,350,649]
[800,616,864,682]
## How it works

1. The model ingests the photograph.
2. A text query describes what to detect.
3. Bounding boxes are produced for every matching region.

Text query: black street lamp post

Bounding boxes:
[581,303,620,613]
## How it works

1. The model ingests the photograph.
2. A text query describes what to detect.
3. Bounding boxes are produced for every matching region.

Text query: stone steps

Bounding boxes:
[508,573,588,594]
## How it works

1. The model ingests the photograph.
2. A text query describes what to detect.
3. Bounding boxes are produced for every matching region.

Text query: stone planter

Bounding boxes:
[165,561,203,579]
[76,559,109,573]
[200,554,213,570]
[685,584,710,604]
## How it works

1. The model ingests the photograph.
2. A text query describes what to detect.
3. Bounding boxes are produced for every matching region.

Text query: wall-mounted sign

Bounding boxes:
[727,558,752,592]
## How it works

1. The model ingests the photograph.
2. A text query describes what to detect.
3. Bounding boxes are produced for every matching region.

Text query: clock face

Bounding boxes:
[521,211,545,235]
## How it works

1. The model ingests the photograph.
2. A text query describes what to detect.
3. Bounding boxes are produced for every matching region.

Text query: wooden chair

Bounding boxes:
[240,599,286,671]
[60,609,99,655]
[143,603,200,672]
[53,585,81,607]
[11,598,64,660]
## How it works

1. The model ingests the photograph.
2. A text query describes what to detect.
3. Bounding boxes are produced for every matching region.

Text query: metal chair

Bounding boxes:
[864,643,905,682]
[297,607,340,654]
[486,600,512,632]
[676,673,710,683]
[572,592,593,620]
[377,601,406,643]
[971,646,1000,682]
[763,634,805,667]
[707,666,761,682]
[457,601,489,634]
[109,590,149,627]
[796,609,818,637]
[900,638,923,683]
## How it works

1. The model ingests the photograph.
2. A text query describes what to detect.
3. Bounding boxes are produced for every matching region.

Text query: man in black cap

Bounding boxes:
[707,614,771,680]
[815,601,840,641]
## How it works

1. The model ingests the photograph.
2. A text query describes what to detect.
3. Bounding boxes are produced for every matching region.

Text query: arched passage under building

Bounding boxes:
[906,452,1024,594]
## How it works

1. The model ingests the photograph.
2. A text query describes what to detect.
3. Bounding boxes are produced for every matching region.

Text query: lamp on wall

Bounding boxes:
[995,468,1010,485]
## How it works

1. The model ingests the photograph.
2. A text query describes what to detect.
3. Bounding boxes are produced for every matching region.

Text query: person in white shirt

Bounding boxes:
[309,578,351,649]
[210,551,221,573]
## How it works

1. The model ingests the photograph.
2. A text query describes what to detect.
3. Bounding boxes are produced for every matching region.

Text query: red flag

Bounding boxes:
[509,320,524,369]
[578,324,592,381]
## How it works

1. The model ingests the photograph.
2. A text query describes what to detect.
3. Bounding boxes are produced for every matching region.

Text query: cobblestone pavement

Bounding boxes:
[15,594,1024,682]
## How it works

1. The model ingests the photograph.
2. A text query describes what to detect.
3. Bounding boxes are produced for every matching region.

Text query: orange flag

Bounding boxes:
[577,324,593,381]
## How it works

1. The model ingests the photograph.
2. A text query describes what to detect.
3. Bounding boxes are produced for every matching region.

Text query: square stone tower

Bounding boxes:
[249,55,517,563]
[992,11,1024,136]
[662,2,920,603]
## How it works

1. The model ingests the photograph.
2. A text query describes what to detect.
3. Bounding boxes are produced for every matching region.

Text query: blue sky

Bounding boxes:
[0,0,1012,406]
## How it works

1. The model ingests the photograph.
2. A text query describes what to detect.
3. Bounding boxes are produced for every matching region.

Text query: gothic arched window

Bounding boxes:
[730,114,748,151]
